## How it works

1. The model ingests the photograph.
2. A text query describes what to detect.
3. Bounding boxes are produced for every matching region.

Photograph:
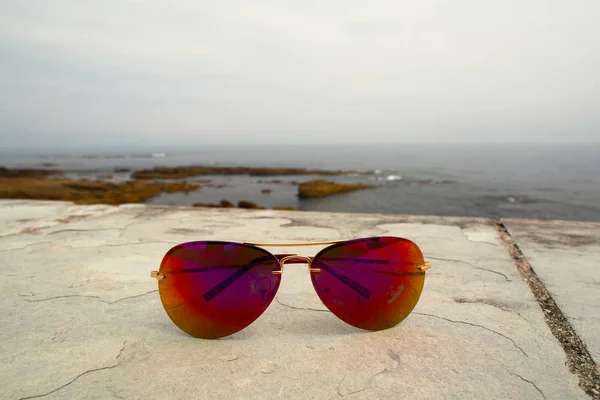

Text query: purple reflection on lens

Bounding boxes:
[158,241,281,339]
[311,236,426,331]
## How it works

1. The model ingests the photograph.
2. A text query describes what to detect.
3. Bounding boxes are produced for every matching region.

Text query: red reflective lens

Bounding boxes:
[157,241,281,338]
[310,237,425,331]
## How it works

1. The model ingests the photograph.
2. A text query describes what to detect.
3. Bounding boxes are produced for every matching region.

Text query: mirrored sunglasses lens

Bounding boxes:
[311,237,425,331]
[158,241,281,338]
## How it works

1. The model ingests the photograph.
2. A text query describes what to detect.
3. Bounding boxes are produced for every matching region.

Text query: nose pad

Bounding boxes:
[273,255,321,274]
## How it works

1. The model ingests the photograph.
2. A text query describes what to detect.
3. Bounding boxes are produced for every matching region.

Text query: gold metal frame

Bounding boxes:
[417,262,431,271]
[243,239,346,247]
[150,240,432,279]
[151,271,165,280]
[273,255,321,275]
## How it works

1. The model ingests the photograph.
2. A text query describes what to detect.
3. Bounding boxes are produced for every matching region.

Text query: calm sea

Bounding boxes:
[1,143,599,222]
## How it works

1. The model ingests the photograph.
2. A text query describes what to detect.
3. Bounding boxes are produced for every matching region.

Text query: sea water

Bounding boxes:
[1,143,599,222]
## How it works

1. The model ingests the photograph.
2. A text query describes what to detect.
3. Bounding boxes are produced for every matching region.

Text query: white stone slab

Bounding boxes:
[0,201,588,399]
[503,218,600,363]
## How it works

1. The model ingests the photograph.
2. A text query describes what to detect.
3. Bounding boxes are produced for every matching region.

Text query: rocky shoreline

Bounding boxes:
[132,165,369,180]
[0,166,375,208]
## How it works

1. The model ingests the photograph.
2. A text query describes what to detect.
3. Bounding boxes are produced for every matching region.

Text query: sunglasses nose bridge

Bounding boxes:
[273,255,320,275]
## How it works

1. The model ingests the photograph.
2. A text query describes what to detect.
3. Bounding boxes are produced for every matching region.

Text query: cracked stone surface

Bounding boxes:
[503,218,600,364]
[0,200,590,399]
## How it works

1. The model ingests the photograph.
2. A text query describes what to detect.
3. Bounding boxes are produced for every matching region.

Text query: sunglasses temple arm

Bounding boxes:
[314,263,372,299]
[311,258,429,299]
[169,261,270,302]
[316,257,430,273]
[202,264,254,302]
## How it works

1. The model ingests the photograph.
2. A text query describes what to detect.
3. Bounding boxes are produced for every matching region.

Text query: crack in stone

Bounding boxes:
[414,312,528,358]
[428,256,511,282]
[24,290,158,304]
[0,230,48,239]
[18,341,127,400]
[1,240,175,253]
[475,241,498,246]
[337,383,365,397]
[452,297,516,312]
[69,241,180,249]
[25,294,104,303]
[0,209,118,239]
[110,290,158,304]
[0,242,55,252]
[68,280,91,289]
[117,220,156,239]
[336,367,388,397]
[275,297,328,312]
[506,369,546,400]
[132,208,171,220]
[465,239,499,246]
[460,227,500,247]
[45,228,121,237]
[55,214,93,224]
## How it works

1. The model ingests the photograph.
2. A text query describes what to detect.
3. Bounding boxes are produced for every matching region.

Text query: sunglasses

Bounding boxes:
[151,236,431,339]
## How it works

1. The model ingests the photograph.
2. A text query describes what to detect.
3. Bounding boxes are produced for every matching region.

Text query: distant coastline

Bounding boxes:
[1,144,599,222]
[0,166,375,209]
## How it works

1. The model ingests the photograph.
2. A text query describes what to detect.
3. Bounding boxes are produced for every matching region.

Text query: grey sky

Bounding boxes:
[1,0,599,146]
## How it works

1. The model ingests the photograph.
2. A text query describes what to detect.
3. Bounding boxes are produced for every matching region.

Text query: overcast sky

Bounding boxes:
[1,0,599,147]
